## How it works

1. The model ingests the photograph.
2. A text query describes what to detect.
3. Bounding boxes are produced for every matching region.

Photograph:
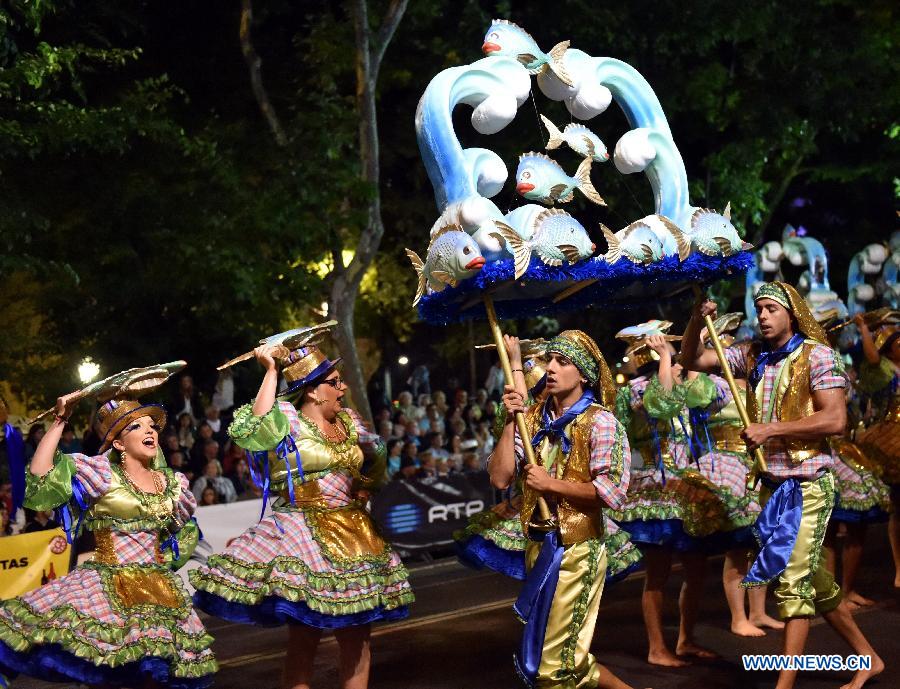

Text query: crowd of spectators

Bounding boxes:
[374,385,498,482]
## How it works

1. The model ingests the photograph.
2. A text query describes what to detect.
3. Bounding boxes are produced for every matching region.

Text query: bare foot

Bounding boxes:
[647,649,690,667]
[675,641,719,659]
[730,620,766,637]
[839,653,884,689]
[844,599,861,612]
[894,573,900,588]
[846,590,875,607]
[749,613,785,630]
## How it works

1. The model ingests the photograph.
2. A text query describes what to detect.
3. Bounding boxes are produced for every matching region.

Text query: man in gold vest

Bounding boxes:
[489,331,632,689]
[683,282,883,689]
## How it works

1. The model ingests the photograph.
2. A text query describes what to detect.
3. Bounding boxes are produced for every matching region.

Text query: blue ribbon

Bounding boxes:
[513,530,564,688]
[3,424,25,520]
[644,409,667,486]
[748,333,806,390]
[743,478,804,586]
[56,476,90,544]
[531,389,595,455]
[161,533,180,561]
[246,449,271,523]
[276,434,303,507]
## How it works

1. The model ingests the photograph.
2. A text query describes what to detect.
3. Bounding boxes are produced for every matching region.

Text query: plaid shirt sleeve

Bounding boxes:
[809,344,848,391]
[724,344,748,379]
[629,378,648,411]
[589,411,630,510]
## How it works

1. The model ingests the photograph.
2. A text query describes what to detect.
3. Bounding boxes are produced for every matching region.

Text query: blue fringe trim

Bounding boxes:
[416,252,753,325]
[455,535,527,580]
[615,518,755,554]
[0,641,212,689]
[191,590,409,629]
[830,506,889,524]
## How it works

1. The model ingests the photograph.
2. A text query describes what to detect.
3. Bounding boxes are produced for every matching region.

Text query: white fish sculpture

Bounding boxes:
[688,203,752,256]
[515,152,605,206]
[481,19,572,86]
[540,115,609,163]
[600,217,690,264]
[491,208,596,279]
[406,225,486,306]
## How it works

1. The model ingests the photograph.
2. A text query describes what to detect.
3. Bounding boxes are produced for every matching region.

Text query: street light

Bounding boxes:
[77,357,100,385]
[398,356,409,366]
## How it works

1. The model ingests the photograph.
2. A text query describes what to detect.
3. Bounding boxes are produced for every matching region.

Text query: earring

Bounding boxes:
[313,396,326,406]
[120,449,127,462]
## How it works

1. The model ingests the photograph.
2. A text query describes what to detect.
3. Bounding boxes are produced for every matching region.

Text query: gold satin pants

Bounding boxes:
[524,539,607,689]
[759,472,842,619]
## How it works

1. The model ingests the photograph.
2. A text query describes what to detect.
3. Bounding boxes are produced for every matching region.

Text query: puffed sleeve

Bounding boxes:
[24,451,112,511]
[642,375,686,420]
[856,357,894,395]
[682,373,720,409]
[614,385,632,427]
[228,401,291,452]
[175,472,196,524]
[589,412,630,510]
[346,409,388,490]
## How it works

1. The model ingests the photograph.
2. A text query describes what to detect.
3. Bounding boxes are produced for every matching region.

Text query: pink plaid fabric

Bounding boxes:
[0,566,211,656]
[192,509,410,609]
[69,452,113,498]
[724,343,845,479]
[513,405,630,511]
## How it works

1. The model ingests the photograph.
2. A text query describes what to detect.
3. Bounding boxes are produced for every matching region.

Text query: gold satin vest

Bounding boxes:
[520,402,605,546]
[746,341,829,463]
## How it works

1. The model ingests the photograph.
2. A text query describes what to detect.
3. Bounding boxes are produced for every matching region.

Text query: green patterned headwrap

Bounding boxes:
[546,333,599,385]
[754,282,791,310]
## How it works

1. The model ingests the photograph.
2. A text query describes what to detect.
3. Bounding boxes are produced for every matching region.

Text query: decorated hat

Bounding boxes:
[754,281,828,345]
[545,330,616,408]
[281,345,341,396]
[701,312,743,349]
[875,326,900,354]
[97,399,168,452]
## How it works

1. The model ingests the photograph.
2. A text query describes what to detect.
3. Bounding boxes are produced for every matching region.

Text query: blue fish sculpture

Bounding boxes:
[540,115,609,162]
[688,204,752,256]
[491,208,596,279]
[600,217,689,265]
[516,152,605,206]
[482,19,572,86]
[406,225,486,306]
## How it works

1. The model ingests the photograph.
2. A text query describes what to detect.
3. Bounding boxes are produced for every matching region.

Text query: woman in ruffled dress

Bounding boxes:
[0,385,215,688]
[190,342,413,689]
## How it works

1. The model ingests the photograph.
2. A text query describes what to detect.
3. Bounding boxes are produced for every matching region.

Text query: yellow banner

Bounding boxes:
[0,528,71,600]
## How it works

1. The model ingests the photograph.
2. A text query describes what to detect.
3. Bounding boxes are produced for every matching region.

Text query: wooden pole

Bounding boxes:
[691,286,767,489]
[483,295,553,524]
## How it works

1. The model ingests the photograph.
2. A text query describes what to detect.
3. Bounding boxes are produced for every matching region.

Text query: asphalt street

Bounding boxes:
[14,523,900,689]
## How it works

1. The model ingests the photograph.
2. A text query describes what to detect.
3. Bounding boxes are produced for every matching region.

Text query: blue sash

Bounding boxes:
[742,477,803,586]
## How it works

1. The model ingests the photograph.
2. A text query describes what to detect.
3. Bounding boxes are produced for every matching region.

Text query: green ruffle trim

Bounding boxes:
[682,373,718,409]
[0,596,216,678]
[189,556,414,615]
[453,512,527,551]
[228,402,290,452]
[559,538,601,678]
[643,375,686,420]
[614,386,632,427]
[24,451,76,512]
[606,537,642,576]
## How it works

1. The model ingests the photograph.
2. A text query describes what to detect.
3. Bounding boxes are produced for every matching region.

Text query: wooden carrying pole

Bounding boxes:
[483,295,553,524]
[691,286,768,489]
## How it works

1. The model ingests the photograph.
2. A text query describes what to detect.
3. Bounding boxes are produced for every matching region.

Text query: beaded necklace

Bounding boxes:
[115,463,172,521]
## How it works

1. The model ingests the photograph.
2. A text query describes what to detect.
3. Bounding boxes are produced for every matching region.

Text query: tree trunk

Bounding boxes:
[330,0,408,424]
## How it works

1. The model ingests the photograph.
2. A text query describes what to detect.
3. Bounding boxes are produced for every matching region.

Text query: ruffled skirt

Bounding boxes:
[190,506,413,628]
[0,562,216,688]
[829,440,891,523]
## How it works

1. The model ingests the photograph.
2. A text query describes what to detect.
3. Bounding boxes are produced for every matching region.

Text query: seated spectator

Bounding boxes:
[394,456,417,481]
[392,423,406,439]
[162,432,183,461]
[192,458,237,504]
[427,432,450,461]
[227,456,255,498]
[203,405,226,442]
[23,509,58,533]
[403,420,422,450]
[401,441,418,467]
[169,373,203,425]
[461,452,482,474]
[416,393,432,409]
[396,391,416,421]
[378,419,394,441]
[81,418,103,457]
[424,403,444,436]
[221,440,245,475]
[435,460,451,478]
[447,434,464,465]
[386,439,403,478]
[448,417,466,437]
[190,423,217,473]
[432,390,448,416]
[464,404,483,426]
[0,503,11,536]
[24,424,45,461]
[415,452,437,480]
[58,424,82,454]
[176,412,196,452]
[167,450,193,483]
[199,486,218,506]
[474,388,489,411]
